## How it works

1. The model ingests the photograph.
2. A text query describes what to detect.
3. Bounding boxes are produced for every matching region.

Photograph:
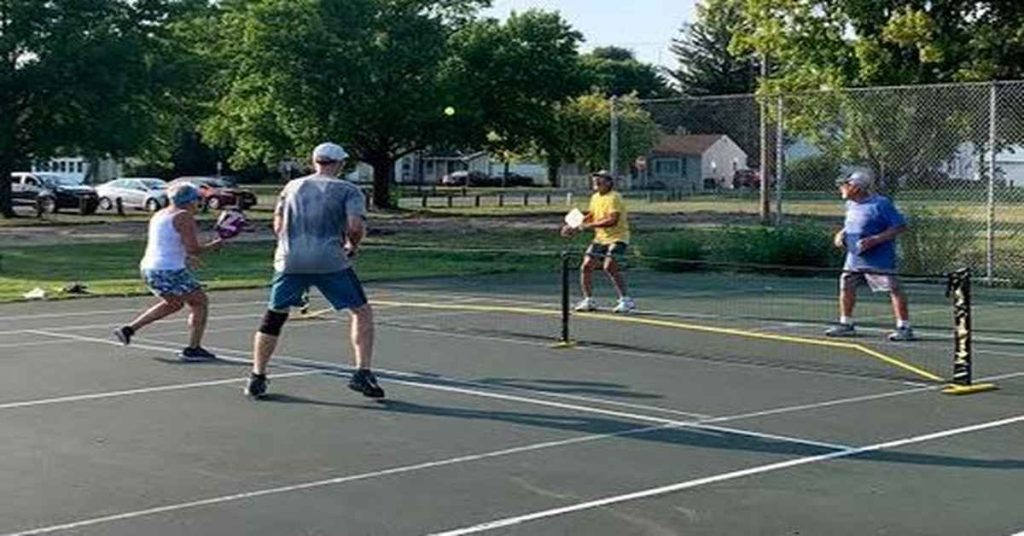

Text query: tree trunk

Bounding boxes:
[366,154,396,209]
[0,154,14,218]
[546,155,562,188]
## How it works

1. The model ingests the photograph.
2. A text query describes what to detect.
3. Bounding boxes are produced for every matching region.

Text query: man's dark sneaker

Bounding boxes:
[348,369,385,398]
[245,373,268,398]
[180,346,217,362]
[113,326,134,346]
[825,323,857,337]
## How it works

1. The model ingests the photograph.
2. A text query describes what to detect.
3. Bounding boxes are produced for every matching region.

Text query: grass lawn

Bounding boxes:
[0,231,591,303]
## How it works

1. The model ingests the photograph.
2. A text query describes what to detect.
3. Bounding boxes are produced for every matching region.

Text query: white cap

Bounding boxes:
[838,169,873,188]
[312,142,348,163]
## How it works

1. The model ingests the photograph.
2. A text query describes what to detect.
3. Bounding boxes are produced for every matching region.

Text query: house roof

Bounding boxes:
[650,134,724,157]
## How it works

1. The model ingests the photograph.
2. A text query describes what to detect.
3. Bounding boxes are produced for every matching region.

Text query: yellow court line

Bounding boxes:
[371,300,946,384]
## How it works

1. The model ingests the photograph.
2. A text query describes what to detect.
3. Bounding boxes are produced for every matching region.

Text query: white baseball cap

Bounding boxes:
[312,142,348,163]
[837,169,873,188]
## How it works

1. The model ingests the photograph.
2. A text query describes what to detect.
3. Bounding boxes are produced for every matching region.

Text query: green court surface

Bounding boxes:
[0,269,1022,535]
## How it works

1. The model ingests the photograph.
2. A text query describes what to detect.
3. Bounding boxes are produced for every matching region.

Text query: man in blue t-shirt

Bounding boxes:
[825,169,915,341]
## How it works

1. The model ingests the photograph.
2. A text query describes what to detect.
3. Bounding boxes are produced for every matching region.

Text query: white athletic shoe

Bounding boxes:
[612,297,636,314]
[574,297,597,312]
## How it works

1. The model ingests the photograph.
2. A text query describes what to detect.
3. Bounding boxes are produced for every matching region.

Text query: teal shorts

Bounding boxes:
[268,269,367,312]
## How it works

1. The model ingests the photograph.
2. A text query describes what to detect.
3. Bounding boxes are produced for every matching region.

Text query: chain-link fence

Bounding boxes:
[614,80,1024,284]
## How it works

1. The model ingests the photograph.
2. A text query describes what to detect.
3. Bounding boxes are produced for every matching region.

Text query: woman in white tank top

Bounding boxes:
[113,183,223,360]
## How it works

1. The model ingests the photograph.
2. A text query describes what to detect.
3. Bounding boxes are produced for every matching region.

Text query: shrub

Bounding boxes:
[712,223,841,268]
[637,231,706,272]
[785,155,841,191]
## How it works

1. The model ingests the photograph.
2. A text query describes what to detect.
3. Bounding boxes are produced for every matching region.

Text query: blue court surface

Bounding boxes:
[1,274,1023,536]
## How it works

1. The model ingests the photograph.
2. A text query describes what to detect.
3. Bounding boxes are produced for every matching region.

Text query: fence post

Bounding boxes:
[115,197,125,216]
[609,96,619,178]
[474,195,480,207]
[565,192,573,206]
[774,95,785,226]
[523,192,529,206]
[987,82,997,284]
[498,193,504,207]
[446,195,453,208]
[758,57,771,225]
[421,195,427,208]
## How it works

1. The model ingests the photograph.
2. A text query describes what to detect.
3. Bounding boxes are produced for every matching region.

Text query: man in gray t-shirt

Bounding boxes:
[274,173,366,274]
[245,142,384,399]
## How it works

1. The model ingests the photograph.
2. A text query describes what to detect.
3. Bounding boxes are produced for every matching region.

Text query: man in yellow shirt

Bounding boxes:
[561,171,635,313]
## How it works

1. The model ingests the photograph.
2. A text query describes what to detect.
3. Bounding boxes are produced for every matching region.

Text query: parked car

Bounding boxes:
[440,170,490,186]
[95,177,168,212]
[10,172,99,214]
[169,176,257,210]
[732,169,761,189]
[497,172,534,187]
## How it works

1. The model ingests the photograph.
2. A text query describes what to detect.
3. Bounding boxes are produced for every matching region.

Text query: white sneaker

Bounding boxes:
[612,297,636,314]
[574,297,597,312]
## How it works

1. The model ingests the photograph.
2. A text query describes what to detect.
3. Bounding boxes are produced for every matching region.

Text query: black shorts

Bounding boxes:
[585,242,629,264]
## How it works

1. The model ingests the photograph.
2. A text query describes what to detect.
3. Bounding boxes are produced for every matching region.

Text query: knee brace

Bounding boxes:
[258,310,289,336]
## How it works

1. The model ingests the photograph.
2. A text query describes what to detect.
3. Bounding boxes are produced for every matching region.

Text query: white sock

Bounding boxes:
[840,316,852,326]
[897,320,910,329]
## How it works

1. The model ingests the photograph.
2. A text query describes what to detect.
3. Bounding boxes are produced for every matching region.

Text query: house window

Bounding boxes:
[654,159,682,177]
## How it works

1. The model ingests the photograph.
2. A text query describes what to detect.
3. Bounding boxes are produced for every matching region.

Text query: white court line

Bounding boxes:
[0,340,81,350]
[0,423,676,536]
[0,295,483,338]
[0,303,415,338]
[0,300,267,322]
[0,363,945,536]
[0,312,264,337]
[16,327,1024,535]
[5,393,1019,536]
[429,413,1024,535]
[0,371,318,411]
[136,334,713,421]
[0,289,506,325]
[29,329,845,452]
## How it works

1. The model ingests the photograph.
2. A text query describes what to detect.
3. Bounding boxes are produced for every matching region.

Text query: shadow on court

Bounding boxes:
[256,387,1024,471]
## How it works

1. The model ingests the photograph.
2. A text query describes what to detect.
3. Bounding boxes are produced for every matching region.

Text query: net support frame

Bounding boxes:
[943,268,997,395]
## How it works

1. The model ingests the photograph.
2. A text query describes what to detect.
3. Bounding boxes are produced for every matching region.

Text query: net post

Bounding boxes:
[944,268,997,395]
[551,250,575,349]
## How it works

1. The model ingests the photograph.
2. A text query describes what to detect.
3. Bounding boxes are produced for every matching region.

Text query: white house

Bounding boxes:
[643,134,748,191]
[31,156,121,184]
[945,142,1024,186]
[393,151,547,185]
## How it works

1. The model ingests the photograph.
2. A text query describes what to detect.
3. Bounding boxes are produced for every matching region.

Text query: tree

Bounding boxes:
[447,10,589,185]
[669,0,758,96]
[582,46,673,99]
[201,0,500,209]
[0,0,205,217]
[733,0,1024,90]
[730,0,1024,190]
[552,92,660,174]
[201,3,591,205]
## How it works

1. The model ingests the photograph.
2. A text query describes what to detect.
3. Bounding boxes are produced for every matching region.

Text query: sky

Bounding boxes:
[481,0,697,70]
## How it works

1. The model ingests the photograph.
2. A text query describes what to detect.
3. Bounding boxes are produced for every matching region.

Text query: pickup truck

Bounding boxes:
[11,172,99,215]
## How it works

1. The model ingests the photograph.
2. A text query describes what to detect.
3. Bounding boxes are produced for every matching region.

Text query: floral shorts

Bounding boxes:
[141,268,202,297]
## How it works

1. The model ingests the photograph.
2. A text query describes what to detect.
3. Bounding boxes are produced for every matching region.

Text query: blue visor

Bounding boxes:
[170,184,201,206]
